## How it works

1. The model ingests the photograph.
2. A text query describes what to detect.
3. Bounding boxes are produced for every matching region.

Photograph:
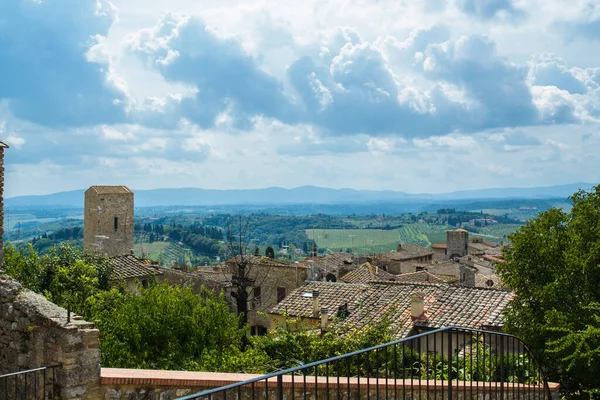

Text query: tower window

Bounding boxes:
[114,217,119,231]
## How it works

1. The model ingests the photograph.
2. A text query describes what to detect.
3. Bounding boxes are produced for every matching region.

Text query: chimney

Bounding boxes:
[320,308,329,331]
[312,290,320,316]
[410,292,425,320]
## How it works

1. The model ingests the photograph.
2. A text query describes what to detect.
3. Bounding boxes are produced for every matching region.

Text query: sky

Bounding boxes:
[1,0,600,197]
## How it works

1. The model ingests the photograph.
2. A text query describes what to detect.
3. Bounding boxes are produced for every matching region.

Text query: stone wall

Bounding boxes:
[447,230,469,259]
[246,264,308,330]
[0,144,6,268]
[84,188,134,258]
[98,368,560,400]
[0,275,102,399]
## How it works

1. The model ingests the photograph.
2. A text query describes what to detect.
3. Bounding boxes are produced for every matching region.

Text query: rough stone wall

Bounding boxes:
[0,146,5,268]
[0,275,101,399]
[246,264,308,330]
[447,230,469,258]
[459,262,477,287]
[84,190,134,257]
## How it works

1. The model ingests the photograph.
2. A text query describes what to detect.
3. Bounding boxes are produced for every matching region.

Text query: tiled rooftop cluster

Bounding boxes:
[393,270,455,284]
[227,255,304,269]
[340,262,396,283]
[271,281,513,338]
[110,255,162,280]
[378,244,434,262]
[300,252,354,274]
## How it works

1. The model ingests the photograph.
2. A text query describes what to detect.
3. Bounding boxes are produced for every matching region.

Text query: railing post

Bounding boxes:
[447,329,453,400]
[500,336,505,400]
[277,374,284,400]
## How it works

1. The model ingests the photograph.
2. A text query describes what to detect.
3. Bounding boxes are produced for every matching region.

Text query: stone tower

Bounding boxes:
[84,186,134,257]
[0,141,8,268]
[446,228,469,258]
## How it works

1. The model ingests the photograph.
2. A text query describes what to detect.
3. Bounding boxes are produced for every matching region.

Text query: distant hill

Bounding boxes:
[5,183,594,208]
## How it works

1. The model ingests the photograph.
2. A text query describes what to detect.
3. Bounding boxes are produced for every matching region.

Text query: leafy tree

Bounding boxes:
[497,185,600,398]
[251,314,393,372]
[265,246,275,259]
[3,242,113,317]
[88,283,267,372]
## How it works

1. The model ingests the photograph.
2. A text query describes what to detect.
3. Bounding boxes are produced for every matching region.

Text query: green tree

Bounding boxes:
[497,185,600,399]
[265,246,275,259]
[88,283,267,372]
[3,242,113,317]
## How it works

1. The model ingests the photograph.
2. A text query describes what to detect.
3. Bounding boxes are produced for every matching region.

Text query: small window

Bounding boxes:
[277,287,286,303]
[114,217,119,231]
[253,287,262,306]
[142,279,149,289]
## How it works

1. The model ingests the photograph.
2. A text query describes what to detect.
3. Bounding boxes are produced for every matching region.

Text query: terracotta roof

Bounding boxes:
[300,253,354,273]
[394,271,451,284]
[227,255,297,268]
[271,281,513,338]
[483,255,506,264]
[379,245,434,262]
[340,262,397,283]
[195,271,232,286]
[88,186,133,195]
[432,243,447,249]
[111,255,162,280]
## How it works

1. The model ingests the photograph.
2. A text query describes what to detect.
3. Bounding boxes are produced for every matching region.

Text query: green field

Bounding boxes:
[307,229,401,254]
[307,223,520,254]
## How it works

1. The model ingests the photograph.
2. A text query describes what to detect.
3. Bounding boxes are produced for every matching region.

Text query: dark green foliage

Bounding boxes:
[88,284,265,372]
[265,246,275,259]
[3,242,113,317]
[497,185,600,399]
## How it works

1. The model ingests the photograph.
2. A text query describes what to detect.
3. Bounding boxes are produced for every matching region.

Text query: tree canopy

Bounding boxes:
[497,185,600,399]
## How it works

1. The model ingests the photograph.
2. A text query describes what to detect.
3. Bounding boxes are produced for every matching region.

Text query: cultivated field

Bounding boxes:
[307,222,518,254]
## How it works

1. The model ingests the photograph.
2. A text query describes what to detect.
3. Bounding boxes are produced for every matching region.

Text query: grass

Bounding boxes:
[134,241,169,261]
[307,228,401,254]
[306,223,520,254]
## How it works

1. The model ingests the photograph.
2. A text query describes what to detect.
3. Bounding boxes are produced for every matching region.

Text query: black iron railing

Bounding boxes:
[178,326,552,400]
[0,365,60,400]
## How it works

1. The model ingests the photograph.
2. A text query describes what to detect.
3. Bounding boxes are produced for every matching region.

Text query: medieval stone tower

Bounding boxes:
[84,186,134,257]
[0,141,8,267]
[446,228,469,258]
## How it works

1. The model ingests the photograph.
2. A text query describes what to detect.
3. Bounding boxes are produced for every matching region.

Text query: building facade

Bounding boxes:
[83,186,134,257]
[446,229,469,258]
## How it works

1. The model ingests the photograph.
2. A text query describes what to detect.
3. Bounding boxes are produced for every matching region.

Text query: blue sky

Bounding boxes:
[1,0,599,196]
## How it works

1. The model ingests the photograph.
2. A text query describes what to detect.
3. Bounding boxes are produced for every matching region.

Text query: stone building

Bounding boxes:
[373,244,434,274]
[227,255,308,334]
[446,228,469,258]
[0,141,7,267]
[83,186,134,257]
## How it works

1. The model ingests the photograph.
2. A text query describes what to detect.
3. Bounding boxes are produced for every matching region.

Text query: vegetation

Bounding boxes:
[497,185,600,399]
[3,242,113,315]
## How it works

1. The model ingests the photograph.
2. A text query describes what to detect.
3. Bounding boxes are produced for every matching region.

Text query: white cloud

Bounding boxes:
[2,0,600,195]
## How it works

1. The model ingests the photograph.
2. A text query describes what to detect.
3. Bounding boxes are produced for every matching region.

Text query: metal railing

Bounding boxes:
[0,365,60,400]
[178,326,551,400]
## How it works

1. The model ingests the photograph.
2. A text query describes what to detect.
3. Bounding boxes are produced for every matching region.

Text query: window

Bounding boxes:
[277,287,286,303]
[142,279,149,289]
[253,287,262,307]
[114,217,119,231]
